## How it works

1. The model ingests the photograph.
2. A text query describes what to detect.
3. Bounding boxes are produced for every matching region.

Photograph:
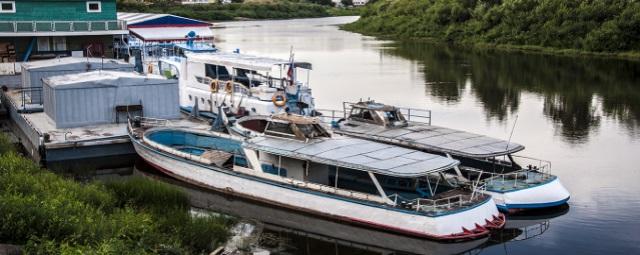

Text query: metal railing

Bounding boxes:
[387,192,486,215]
[0,20,126,33]
[137,117,173,127]
[316,102,433,125]
[397,107,432,125]
[15,87,43,109]
[461,156,555,191]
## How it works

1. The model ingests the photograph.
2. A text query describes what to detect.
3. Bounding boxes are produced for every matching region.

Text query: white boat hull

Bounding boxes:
[484,178,570,212]
[131,137,504,241]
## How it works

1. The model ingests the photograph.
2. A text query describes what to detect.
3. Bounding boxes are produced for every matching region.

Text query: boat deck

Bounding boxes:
[337,121,525,158]
[2,87,210,164]
[483,171,555,192]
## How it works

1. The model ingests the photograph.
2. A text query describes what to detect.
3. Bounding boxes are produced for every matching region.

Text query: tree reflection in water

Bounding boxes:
[386,41,640,143]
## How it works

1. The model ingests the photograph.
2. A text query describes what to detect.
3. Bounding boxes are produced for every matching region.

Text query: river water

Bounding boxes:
[151,16,640,254]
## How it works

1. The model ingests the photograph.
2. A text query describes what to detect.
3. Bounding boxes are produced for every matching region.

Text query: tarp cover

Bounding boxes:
[337,121,525,158]
[244,135,459,177]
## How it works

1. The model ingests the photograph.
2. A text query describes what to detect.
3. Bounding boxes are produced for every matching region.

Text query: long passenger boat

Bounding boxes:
[320,101,570,213]
[128,115,505,242]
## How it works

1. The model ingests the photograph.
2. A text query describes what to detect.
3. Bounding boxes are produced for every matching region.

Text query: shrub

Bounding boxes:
[345,0,640,53]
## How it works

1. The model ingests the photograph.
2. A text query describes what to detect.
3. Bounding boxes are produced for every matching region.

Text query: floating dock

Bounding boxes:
[0,66,208,169]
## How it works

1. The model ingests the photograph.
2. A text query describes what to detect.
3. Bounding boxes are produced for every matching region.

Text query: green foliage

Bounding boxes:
[0,142,232,254]
[0,132,15,155]
[345,0,640,53]
[117,0,333,21]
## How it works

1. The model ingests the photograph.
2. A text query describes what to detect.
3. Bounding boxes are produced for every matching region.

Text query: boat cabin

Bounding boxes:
[159,52,316,117]
[233,113,331,141]
[346,101,408,128]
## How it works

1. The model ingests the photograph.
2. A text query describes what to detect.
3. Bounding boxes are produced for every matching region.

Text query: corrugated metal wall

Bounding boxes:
[45,79,179,129]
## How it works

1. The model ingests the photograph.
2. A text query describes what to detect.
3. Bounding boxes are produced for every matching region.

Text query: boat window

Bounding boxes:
[205,64,230,80]
[350,108,375,121]
[265,122,296,138]
[296,124,331,139]
[383,110,404,122]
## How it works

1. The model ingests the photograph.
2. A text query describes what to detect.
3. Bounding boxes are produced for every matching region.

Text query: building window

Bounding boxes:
[0,1,15,13]
[53,37,67,51]
[37,37,50,52]
[86,1,101,13]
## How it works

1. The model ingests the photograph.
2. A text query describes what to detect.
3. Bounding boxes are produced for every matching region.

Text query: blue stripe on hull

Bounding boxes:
[497,197,570,212]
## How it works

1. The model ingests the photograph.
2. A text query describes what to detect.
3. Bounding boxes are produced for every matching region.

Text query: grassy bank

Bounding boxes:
[117,0,359,21]
[344,0,640,58]
[0,134,232,254]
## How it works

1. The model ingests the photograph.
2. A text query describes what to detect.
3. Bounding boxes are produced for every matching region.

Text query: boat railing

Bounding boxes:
[397,107,432,125]
[341,102,433,125]
[314,109,346,124]
[462,164,554,191]
[138,117,173,127]
[387,192,486,215]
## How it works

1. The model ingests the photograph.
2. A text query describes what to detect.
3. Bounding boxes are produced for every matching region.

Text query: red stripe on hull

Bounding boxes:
[140,156,502,242]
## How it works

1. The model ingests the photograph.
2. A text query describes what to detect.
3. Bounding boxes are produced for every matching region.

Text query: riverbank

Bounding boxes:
[0,134,232,254]
[117,1,361,21]
[343,0,640,59]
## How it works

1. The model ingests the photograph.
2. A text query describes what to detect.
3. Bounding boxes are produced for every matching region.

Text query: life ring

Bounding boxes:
[209,80,219,93]
[147,64,153,74]
[272,92,287,107]
[224,81,233,94]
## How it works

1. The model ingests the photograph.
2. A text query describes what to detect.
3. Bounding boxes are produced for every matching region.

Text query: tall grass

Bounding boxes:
[0,133,232,254]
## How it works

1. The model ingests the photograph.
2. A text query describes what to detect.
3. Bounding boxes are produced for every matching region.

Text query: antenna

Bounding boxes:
[506,115,519,151]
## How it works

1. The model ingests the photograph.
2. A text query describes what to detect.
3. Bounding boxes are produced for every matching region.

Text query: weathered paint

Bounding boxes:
[131,129,504,241]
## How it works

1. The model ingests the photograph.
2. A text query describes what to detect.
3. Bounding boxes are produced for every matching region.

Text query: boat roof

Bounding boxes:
[244,135,459,177]
[185,52,312,72]
[339,122,525,158]
[270,113,322,125]
[351,101,398,111]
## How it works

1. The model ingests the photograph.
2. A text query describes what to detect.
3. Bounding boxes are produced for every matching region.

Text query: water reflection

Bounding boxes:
[387,41,640,143]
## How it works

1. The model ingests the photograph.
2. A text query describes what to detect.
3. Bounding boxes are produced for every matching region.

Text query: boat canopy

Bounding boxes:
[185,52,312,72]
[243,136,459,178]
[342,101,525,158]
[341,122,524,158]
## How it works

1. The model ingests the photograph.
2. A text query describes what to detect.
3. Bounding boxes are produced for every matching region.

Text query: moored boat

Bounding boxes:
[128,115,505,242]
[157,52,316,119]
[321,101,570,213]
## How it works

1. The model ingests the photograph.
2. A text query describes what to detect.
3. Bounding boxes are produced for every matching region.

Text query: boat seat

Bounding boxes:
[201,150,233,167]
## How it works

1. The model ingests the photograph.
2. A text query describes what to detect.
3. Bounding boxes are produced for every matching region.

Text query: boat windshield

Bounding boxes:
[295,123,331,139]
[264,120,331,140]
[382,110,406,123]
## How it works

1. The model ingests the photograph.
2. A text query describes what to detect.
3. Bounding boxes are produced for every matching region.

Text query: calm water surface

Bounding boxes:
[198,16,640,254]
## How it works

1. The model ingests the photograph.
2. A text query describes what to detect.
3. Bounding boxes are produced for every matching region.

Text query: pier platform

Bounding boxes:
[1,87,209,169]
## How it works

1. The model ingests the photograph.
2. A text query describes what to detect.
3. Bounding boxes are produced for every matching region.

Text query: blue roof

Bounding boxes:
[133,15,209,27]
